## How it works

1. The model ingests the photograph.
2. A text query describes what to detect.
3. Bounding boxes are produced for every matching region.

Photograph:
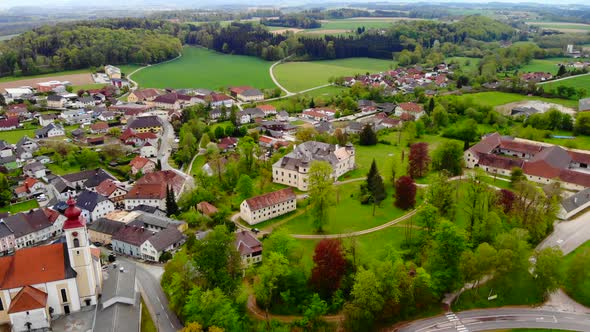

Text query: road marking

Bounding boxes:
[445,312,469,332]
[557,239,564,244]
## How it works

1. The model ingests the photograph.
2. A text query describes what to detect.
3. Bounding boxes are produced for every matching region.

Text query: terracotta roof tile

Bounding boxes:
[244,188,295,211]
[7,285,48,313]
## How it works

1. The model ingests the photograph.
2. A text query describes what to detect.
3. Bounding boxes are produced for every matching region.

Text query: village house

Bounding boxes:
[95,179,128,207]
[77,96,96,108]
[301,108,337,122]
[0,222,15,255]
[127,89,160,103]
[229,86,264,102]
[23,162,47,179]
[90,122,109,134]
[61,109,93,125]
[129,155,156,175]
[105,65,121,79]
[5,106,31,120]
[273,141,355,191]
[14,177,45,199]
[0,118,19,131]
[521,72,553,83]
[240,188,296,225]
[465,132,590,193]
[149,93,181,110]
[61,168,117,191]
[196,201,218,217]
[0,140,11,158]
[120,128,158,147]
[257,104,277,116]
[87,218,125,245]
[234,230,262,267]
[75,190,116,222]
[97,111,116,122]
[46,94,66,108]
[217,137,238,152]
[38,113,59,127]
[124,171,185,211]
[3,209,56,249]
[394,102,425,120]
[35,123,64,138]
[127,116,162,133]
[207,93,234,108]
[139,227,185,262]
[276,111,290,122]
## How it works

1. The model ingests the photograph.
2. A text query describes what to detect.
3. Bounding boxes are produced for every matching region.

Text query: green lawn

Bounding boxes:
[0,200,39,214]
[520,57,579,75]
[0,129,37,144]
[561,240,590,307]
[131,47,276,90]
[190,155,207,176]
[540,74,590,98]
[274,181,416,235]
[140,297,157,332]
[0,68,92,83]
[446,56,481,75]
[451,92,578,108]
[315,18,406,31]
[274,58,396,91]
[528,22,590,32]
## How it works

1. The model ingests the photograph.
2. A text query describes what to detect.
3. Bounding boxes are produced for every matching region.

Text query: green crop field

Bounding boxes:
[519,57,576,75]
[529,22,590,32]
[131,47,276,90]
[448,92,578,108]
[540,74,590,98]
[274,58,395,91]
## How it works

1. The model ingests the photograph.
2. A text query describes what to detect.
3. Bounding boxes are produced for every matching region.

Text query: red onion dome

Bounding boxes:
[63,196,85,229]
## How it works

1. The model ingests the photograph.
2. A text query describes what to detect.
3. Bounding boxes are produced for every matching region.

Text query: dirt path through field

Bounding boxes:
[270,28,304,34]
[0,73,93,91]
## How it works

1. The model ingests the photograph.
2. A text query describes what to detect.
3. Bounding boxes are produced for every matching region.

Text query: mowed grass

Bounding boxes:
[274,181,417,235]
[0,129,37,144]
[520,57,577,75]
[274,58,395,91]
[528,22,590,31]
[132,47,276,90]
[0,200,39,214]
[561,240,590,307]
[314,18,409,31]
[451,92,579,108]
[446,56,480,75]
[140,297,157,332]
[540,74,590,98]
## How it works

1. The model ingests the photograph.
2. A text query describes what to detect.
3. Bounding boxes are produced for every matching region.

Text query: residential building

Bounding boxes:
[197,201,218,217]
[465,132,590,191]
[207,93,234,108]
[61,109,93,125]
[14,177,45,198]
[273,141,355,191]
[0,222,15,255]
[127,116,162,133]
[0,141,12,158]
[111,225,154,258]
[23,162,46,179]
[394,102,425,120]
[150,93,181,110]
[140,142,158,158]
[75,190,115,222]
[35,123,64,138]
[140,227,185,262]
[3,209,56,249]
[557,187,590,220]
[61,168,117,191]
[276,111,289,122]
[46,95,66,108]
[90,122,109,134]
[240,188,296,225]
[95,179,128,207]
[0,118,18,131]
[301,108,336,122]
[234,230,262,267]
[127,89,160,103]
[124,171,185,211]
[120,128,158,147]
[129,155,156,175]
[258,104,277,116]
[88,218,125,245]
[38,113,58,126]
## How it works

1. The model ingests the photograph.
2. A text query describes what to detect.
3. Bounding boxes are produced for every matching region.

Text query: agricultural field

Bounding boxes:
[274,58,395,91]
[446,56,480,75]
[540,74,590,98]
[131,47,276,90]
[448,91,579,109]
[527,21,590,33]
[519,57,577,75]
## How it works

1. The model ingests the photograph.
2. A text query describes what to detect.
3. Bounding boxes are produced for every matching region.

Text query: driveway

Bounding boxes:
[538,211,590,255]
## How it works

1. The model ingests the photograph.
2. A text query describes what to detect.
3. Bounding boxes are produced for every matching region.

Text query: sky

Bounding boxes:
[1,0,589,9]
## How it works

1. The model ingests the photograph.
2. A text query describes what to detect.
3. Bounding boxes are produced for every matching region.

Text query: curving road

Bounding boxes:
[269,55,295,96]
[394,308,590,332]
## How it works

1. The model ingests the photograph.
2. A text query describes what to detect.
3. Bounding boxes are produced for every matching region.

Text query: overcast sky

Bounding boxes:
[1,0,589,9]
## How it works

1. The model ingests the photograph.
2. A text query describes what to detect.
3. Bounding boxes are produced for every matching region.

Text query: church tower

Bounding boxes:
[63,197,99,307]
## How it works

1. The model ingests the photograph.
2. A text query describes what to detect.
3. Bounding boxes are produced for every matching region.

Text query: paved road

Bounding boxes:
[159,118,195,193]
[537,72,590,85]
[538,210,590,255]
[119,257,183,332]
[269,56,294,96]
[395,308,590,332]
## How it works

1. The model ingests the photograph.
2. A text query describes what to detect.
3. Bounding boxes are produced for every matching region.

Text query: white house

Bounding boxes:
[76,190,116,222]
[140,142,158,158]
[35,123,65,138]
[240,188,296,225]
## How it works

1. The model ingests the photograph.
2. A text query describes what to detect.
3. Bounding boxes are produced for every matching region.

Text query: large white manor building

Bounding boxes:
[272,141,355,191]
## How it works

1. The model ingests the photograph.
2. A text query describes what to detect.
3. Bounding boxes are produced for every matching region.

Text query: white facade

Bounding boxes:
[140,145,158,158]
[240,197,296,225]
[9,307,50,331]
[124,198,165,211]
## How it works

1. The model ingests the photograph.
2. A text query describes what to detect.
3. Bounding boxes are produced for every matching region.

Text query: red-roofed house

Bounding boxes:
[240,188,296,225]
[234,230,262,266]
[90,122,109,134]
[0,118,19,131]
[95,179,128,206]
[257,104,277,116]
[196,201,218,217]
[395,102,425,120]
[124,170,185,210]
[129,155,156,175]
[127,88,160,103]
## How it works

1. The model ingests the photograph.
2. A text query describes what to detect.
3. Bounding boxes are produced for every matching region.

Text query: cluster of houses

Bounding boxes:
[342,64,451,95]
[465,132,590,219]
[520,72,553,83]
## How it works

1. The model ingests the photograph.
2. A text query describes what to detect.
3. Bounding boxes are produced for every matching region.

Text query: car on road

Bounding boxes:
[251,228,260,234]
[93,241,102,247]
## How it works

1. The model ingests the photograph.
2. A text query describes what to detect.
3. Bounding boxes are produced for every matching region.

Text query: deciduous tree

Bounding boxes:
[308,161,335,233]
[431,140,463,176]
[235,174,254,200]
[394,176,416,210]
[534,247,564,299]
[310,239,347,298]
[359,124,377,146]
[408,142,430,178]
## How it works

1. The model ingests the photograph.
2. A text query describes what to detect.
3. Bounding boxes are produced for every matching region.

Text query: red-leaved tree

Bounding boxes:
[395,176,417,209]
[310,239,347,298]
[408,142,430,178]
[498,189,515,213]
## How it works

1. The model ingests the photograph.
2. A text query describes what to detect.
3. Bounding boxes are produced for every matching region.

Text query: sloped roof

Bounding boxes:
[128,116,161,129]
[234,230,262,256]
[147,227,185,251]
[0,243,76,290]
[561,187,590,213]
[112,226,154,247]
[129,155,153,170]
[530,145,571,169]
[88,218,125,236]
[244,188,295,211]
[7,285,48,314]
[76,190,109,212]
[469,133,502,155]
[4,209,53,238]
[125,171,184,200]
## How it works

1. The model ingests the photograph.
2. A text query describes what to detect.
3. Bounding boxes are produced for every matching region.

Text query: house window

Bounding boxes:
[73,238,79,247]
[0,297,3,311]
[61,289,68,302]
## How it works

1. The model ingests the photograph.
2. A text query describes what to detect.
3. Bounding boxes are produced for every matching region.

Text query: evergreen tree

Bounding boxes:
[557,64,567,77]
[359,124,377,146]
[366,160,386,215]
[309,98,315,108]
[426,98,435,115]
[166,185,179,217]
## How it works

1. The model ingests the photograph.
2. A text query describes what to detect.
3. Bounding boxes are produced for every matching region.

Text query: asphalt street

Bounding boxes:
[396,308,590,332]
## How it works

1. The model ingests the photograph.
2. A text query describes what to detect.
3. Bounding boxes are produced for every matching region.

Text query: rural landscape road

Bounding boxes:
[537,72,590,85]
[269,55,295,96]
[394,308,590,332]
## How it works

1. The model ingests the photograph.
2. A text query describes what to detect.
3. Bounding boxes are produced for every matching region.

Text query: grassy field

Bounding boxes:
[0,68,92,83]
[446,56,480,75]
[274,58,396,91]
[273,181,417,235]
[561,240,590,307]
[315,18,415,31]
[519,57,580,75]
[71,83,108,91]
[450,92,579,109]
[540,74,590,98]
[131,47,276,90]
[0,200,39,214]
[0,129,37,144]
[527,22,590,33]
